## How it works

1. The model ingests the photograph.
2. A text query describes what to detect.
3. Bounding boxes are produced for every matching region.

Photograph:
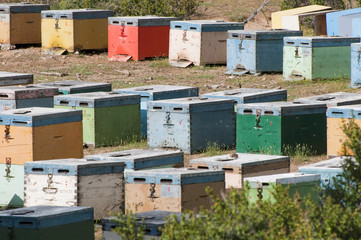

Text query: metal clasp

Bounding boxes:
[255,109,261,128]
[4,125,10,142]
[257,182,263,201]
[148,183,158,202]
[4,157,13,181]
[55,18,60,30]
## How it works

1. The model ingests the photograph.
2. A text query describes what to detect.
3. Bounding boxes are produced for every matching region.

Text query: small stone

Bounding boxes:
[211,85,220,90]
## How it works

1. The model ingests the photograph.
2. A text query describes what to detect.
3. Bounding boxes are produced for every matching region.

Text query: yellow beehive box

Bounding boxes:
[0,3,49,45]
[272,5,332,29]
[0,107,83,165]
[41,9,113,54]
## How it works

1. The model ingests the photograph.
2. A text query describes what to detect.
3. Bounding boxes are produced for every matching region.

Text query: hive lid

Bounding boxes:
[327,104,361,119]
[244,172,320,185]
[35,80,111,93]
[284,36,360,47]
[298,156,351,171]
[41,9,113,20]
[227,29,303,40]
[351,42,361,51]
[0,206,93,229]
[109,16,180,26]
[0,3,49,13]
[171,20,244,32]
[293,92,361,106]
[0,85,58,100]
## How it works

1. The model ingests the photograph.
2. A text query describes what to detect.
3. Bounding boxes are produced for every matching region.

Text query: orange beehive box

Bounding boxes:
[108,16,179,61]
[0,107,83,165]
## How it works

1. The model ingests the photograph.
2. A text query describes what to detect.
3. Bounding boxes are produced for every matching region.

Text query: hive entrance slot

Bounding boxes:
[32,168,44,172]
[112,21,119,24]
[222,167,234,172]
[79,102,89,107]
[264,111,274,115]
[58,169,70,174]
[0,94,8,98]
[173,107,183,111]
[160,179,173,184]
[141,96,150,99]
[190,27,197,30]
[243,109,253,114]
[153,106,162,110]
[331,111,343,115]
[13,121,28,125]
[134,178,146,182]
[286,41,295,45]
[45,15,53,18]
[127,22,133,25]
[59,100,69,105]
[174,25,182,28]
[262,182,269,186]
[19,221,34,226]
[197,166,209,169]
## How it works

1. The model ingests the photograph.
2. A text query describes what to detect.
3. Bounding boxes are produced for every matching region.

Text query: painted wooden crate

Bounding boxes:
[351,43,361,88]
[35,80,111,95]
[108,16,179,61]
[283,36,360,80]
[293,92,361,107]
[0,163,24,207]
[169,20,244,67]
[24,158,125,219]
[244,173,321,203]
[54,92,140,147]
[147,97,235,154]
[236,102,327,155]
[338,13,361,37]
[326,8,361,36]
[0,107,83,165]
[0,206,94,240]
[0,3,49,45]
[102,211,181,239]
[226,29,302,74]
[0,71,33,86]
[326,105,361,157]
[114,85,199,137]
[125,168,225,213]
[190,153,290,189]
[298,157,347,187]
[85,148,184,170]
[41,9,113,54]
[0,85,58,111]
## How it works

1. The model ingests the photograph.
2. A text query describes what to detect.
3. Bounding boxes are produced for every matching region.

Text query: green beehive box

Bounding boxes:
[245,172,321,203]
[54,92,141,147]
[236,102,327,155]
[283,36,360,80]
[0,163,24,207]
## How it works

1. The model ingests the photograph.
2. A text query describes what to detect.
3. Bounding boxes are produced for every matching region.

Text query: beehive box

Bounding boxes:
[352,17,361,38]
[326,105,361,157]
[24,158,125,219]
[338,13,361,36]
[298,157,347,187]
[244,173,321,203]
[0,107,83,165]
[41,9,113,54]
[85,148,184,170]
[169,20,244,67]
[283,36,360,80]
[0,3,49,45]
[0,85,58,111]
[147,97,235,154]
[102,211,181,240]
[0,206,94,240]
[351,43,361,88]
[125,168,225,213]
[236,102,327,155]
[190,153,290,189]
[226,29,303,74]
[35,80,112,95]
[326,8,361,36]
[114,85,199,137]
[293,92,361,106]
[0,162,24,207]
[108,16,180,61]
[54,92,140,147]
[0,71,33,86]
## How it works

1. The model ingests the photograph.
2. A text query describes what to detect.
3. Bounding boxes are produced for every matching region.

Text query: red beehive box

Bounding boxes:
[108,16,179,61]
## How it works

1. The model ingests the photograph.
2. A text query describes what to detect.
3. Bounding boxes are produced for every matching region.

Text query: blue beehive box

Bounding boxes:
[147,97,235,154]
[114,85,199,138]
[352,17,361,37]
[85,148,184,170]
[298,157,347,187]
[326,8,361,36]
[226,29,302,74]
[293,92,361,106]
[0,206,94,240]
[338,13,361,36]
[24,158,125,219]
[101,210,181,239]
[35,80,112,95]
[351,43,361,88]
[0,72,33,86]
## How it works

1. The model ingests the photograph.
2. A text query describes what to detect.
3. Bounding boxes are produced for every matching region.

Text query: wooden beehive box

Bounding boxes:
[190,153,290,188]
[125,168,225,213]
[0,206,94,240]
[293,92,361,107]
[0,163,24,207]
[0,107,83,165]
[24,158,125,219]
[326,7,361,36]
[351,43,361,88]
[0,71,33,86]
[35,80,111,95]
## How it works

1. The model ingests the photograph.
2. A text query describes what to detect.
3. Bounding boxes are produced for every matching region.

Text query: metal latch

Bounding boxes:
[257,182,263,201]
[4,125,10,142]
[255,109,261,128]
[4,157,13,181]
[148,183,158,202]
[55,18,60,30]
[43,172,58,194]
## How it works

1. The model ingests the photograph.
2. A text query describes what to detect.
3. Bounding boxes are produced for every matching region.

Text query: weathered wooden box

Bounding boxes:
[0,107,83,165]
[326,8,361,36]
[147,97,235,154]
[54,92,140,147]
[102,211,181,239]
[0,163,24,207]
[351,43,361,88]
[0,71,33,86]
[0,206,94,240]
[169,20,244,67]
[24,158,125,219]
[283,36,360,80]
[125,168,225,213]
[293,92,361,107]
[108,16,179,61]
[0,3,49,45]
[0,85,58,111]
[115,85,199,137]
[41,9,113,54]
[236,102,327,155]
[190,153,290,189]
[35,80,112,95]
[226,29,302,74]
[85,148,184,170]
